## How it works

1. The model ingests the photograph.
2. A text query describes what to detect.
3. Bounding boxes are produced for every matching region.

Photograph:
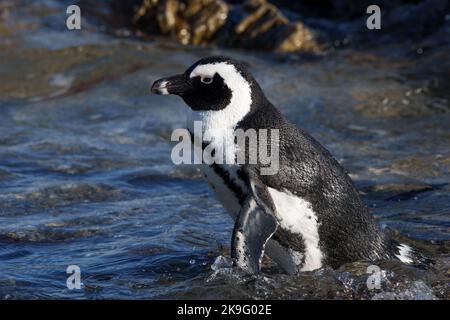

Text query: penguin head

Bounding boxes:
[152,56,261,115]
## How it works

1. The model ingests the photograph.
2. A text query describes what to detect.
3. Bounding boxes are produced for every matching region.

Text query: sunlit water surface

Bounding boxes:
[0,0,448,299]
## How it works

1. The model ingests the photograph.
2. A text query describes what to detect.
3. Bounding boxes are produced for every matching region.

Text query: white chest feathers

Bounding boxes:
[267,187,323,271]
[200,164,247,218]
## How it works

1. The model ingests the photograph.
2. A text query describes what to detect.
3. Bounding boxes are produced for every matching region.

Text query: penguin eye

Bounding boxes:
[200,76,213,84]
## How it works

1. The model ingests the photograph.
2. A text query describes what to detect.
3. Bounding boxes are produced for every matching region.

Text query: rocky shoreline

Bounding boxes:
[119,0,321,53]
[112,0,450,54]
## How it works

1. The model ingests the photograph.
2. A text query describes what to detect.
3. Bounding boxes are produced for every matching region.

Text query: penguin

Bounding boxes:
[151,56,429,274]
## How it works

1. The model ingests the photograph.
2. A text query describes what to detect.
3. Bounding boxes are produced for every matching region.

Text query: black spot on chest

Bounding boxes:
[187,131,247,205]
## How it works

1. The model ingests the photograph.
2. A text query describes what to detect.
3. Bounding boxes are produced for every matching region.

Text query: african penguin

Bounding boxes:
[151,56,429,274]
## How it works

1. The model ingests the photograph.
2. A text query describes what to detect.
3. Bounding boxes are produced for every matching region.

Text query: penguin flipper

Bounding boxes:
[231,168,278,274]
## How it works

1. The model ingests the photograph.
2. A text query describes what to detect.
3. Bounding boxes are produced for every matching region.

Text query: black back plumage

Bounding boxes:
[235,77,392,268]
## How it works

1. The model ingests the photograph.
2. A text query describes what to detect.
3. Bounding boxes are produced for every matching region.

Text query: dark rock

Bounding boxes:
[367,183,434,201]
[133,0,229,45]
[391,157,443,178]
[223,0,320,52]
[113,0,450,54]
[129,0,321,53]
[381,0,449,40]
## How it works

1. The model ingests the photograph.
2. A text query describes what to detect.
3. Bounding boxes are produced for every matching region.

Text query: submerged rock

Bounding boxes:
[363,183,434,201]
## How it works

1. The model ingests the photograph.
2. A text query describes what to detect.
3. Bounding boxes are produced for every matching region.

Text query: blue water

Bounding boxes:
[0,0,448,299]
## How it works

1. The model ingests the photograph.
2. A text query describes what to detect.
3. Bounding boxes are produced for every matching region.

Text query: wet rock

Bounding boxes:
[364,157,446,181]
[225,0,289,50]
[352,55,450,118]
[273,0,405,21]
[224,0,320,53]
[274,22,318,53]
[363,183,434,201]
[118,0,450,53]
[407,21,450,111]
[314,0,450,45]
[381,0,449,40]
[0,41,157,100]
[391,157,443,178]
[372,280,437,300]
[133,0,229,45]
[353,85,448,118]
[129,0,321,53]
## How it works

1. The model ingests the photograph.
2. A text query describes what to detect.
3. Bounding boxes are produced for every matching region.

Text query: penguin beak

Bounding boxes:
[151,74,190,96]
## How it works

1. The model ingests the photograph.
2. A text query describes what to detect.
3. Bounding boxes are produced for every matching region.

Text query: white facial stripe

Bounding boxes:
[189,63,222,79]
[187,62,252,152]
[190,62,251,125]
